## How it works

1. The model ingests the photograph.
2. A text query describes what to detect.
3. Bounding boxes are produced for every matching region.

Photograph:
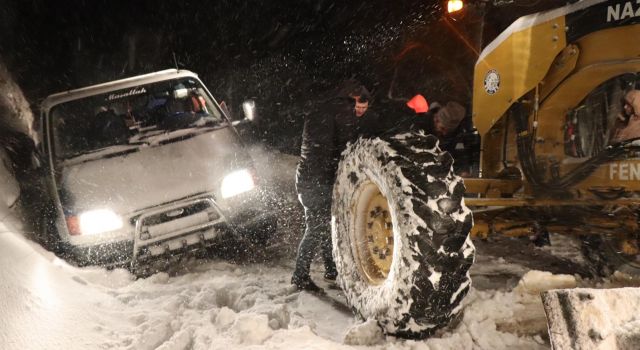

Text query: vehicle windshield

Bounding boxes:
[50,77,226,161]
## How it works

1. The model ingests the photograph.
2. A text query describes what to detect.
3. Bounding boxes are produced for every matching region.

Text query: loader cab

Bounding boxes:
[565,73,640,159]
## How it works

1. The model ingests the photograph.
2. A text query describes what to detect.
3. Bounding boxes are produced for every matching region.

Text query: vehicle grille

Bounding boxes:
[132,197,227,262]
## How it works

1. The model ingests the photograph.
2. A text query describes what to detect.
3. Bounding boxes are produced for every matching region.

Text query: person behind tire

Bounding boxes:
[428,101,472,176]
[399,98,472,176]
[373,96,473,176]
[292,80,374,292]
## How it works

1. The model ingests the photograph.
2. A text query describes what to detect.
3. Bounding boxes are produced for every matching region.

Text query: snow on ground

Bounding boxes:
[2,146,639,349]
[1,221,552,350]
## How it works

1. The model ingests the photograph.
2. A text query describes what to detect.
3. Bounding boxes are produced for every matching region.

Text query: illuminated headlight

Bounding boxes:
[221,169,255,198]
[67,209,123,236]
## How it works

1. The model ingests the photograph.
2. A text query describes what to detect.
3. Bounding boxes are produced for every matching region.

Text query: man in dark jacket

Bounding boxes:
[417,101,472,176]
[292,82,373,292]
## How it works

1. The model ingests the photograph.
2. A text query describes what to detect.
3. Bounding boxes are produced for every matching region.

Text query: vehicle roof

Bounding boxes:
[40,69,200,112]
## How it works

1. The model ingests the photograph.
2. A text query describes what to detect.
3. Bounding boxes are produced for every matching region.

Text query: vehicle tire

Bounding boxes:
[332,132,475,339]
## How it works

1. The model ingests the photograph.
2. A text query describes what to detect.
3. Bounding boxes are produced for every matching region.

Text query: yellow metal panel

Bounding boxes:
[568,159,640,191]
[574,24,640,67]
[539,44,579,101]
[465,197,640,207]
[473,16,567,136]
[463,178,523,195]
[528,25,640,176]
[535,59,640,160]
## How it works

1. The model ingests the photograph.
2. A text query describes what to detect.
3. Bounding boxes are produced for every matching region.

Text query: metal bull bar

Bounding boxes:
[131,196,227,266]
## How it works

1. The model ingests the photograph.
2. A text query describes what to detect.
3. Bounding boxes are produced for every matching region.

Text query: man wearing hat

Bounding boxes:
[407,99,474,176]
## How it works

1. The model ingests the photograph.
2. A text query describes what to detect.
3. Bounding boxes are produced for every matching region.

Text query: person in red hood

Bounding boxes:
[406,94,429,113]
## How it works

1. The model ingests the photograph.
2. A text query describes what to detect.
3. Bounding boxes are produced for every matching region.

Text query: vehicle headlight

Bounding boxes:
[66,209,123,236]
[221,169,255,198]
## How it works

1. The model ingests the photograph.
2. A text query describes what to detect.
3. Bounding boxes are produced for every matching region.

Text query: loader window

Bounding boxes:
[565,74,638,157]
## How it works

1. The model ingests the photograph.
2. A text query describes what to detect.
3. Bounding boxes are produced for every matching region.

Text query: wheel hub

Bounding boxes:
[353,182,394,285]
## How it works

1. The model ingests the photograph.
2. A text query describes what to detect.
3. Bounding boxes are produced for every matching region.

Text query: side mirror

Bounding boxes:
[219,100,232,118]
[242,99,259,123]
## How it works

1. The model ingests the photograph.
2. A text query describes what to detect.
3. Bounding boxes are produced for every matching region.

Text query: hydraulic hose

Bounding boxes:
[511,103,640,193]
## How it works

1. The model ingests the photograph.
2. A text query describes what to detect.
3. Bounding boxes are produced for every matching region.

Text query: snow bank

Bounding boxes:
[0,225,357,350]
[0,57,34,137]
[514,270,577,295]
[0,224,125,349]
[543,287,640,350]
[0,149,20,209]
[0,224,557,350]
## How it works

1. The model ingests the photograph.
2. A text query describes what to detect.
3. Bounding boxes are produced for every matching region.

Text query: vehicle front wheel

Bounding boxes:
[332,132,475,339]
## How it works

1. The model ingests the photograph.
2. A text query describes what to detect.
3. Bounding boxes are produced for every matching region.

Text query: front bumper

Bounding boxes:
[63,193,275,267]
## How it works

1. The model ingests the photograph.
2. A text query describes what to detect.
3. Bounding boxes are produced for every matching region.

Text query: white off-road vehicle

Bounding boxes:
[36,69,276,267]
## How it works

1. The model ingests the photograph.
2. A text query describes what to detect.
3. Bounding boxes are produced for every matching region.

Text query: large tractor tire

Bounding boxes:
[332,132,475,339]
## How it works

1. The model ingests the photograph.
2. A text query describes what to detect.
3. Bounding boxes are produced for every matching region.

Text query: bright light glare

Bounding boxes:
[221,169,255,198]
[447,0,464,13]
[79,209,123,235]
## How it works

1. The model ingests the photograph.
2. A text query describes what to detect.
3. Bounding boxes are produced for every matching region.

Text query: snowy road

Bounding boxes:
[0,223,549,350]
[3,214,640,349]
[2,147,639,350]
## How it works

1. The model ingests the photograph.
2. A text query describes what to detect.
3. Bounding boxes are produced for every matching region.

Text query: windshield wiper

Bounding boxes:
[157,126,219,145]
[61,142,150,165]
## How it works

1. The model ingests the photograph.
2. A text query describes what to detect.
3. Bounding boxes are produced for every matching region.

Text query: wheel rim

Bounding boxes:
[353,181,394,285]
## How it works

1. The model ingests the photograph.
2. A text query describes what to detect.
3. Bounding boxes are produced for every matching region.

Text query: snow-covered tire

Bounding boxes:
[332,132,475,339]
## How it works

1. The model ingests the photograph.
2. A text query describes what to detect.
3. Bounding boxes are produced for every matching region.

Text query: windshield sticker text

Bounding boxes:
[609,162,640,180]
[107,87,147,101]
[607,2,640,22]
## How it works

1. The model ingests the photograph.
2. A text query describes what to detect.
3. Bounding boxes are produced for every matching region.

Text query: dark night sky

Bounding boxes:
[0,0,558,151]
[2,1,445,94]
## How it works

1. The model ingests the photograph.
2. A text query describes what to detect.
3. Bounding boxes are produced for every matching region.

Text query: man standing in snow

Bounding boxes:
[291,81,373,292]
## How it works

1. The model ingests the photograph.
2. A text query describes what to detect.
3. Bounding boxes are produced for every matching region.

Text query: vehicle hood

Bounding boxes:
[58,128,250,215]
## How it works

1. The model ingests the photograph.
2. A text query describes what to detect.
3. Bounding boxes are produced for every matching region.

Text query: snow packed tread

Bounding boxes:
[331,131,475,339]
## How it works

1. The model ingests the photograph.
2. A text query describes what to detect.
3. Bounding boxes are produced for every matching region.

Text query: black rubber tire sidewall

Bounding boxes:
[332,133,475,338]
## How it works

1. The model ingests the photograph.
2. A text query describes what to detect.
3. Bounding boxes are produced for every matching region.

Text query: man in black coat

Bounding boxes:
[414,100,472,176]
[291,83,373,292]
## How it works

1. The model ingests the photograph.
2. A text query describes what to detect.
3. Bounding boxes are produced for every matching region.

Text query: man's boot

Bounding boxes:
[323,264,339,289]
[291,274,324,293]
